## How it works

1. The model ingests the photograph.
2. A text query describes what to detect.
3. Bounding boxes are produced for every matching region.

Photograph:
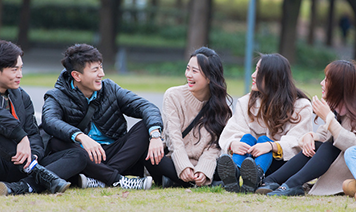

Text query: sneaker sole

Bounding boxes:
[217,155,239,193]
[0,182,9,196]
[255,187,273,195]
[144,176,153,190]
[57,182,71,193]
[78,174,88,189]
[240,157,258,193]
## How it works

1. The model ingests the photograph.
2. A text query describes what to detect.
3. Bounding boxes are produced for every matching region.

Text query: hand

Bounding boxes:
[312,96,331,122]
[77,133,106,164]
[230,141,251,155]
[12,136,32,168]
[194,172,207,187]
[180,167,195,182]
[301,133,315,157]
[145,137,164,165]
[248,142,271,157]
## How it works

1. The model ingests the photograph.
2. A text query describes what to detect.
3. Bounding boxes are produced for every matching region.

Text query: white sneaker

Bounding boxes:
[78,174,105,188]
[113,176,152,190]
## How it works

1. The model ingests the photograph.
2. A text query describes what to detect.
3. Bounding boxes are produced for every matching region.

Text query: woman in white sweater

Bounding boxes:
[145,47,232,187]
[257,60,356,196]
[217,53,312,193]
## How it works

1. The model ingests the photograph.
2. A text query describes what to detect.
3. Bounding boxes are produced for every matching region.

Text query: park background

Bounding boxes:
[2,0,356,211]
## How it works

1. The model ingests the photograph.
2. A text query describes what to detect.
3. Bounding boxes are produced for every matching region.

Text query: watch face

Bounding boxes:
[151,131,161,138]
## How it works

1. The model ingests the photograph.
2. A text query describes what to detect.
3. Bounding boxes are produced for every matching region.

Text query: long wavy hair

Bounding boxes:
[323,60,356,131]
[248,53,309,139]
[190,47,233,148]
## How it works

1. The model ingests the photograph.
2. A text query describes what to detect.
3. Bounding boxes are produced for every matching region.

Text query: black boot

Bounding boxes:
[217,154,240,193]
[0,180,30,196]
[240,157,264,193]
[30,164,71,194]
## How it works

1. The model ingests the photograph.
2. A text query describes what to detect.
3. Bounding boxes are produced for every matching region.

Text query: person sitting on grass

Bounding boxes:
[41,43,164,190]
[341,146,356,198]
[145,47,232,187]
[0,40,87,195]
[217,53,312,193]
[256,60,356,196]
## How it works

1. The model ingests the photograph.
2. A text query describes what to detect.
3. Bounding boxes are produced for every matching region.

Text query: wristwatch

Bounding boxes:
[149,131,161,140]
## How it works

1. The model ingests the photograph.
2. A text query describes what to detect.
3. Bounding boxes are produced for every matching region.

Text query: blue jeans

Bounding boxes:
[345,146,356,179]
[232,134,273,173]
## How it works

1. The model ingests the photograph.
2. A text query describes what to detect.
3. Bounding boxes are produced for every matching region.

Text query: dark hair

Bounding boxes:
[190,47,233,147]
[0,40,23,72]
[248,53,309,139]
[324,60,356,131]
[61,44,103,75]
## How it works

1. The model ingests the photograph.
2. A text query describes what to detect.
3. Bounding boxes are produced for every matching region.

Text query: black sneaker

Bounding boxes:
[0,181,29,196]
[113,176,152,190]
[217,154,240,193]
[240,157,264,193]
[31,164,71,194]
[78,174,106,188]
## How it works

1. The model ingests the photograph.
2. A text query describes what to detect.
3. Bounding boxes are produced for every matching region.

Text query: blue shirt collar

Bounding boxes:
[71,80,97,103]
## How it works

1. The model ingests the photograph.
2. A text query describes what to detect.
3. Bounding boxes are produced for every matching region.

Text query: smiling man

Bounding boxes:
[0,40,87,196]
[42,44,164,189]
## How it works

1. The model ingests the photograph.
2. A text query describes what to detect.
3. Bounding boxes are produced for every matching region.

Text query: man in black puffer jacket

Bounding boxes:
[42,44,164,190]
[0,40,88,196]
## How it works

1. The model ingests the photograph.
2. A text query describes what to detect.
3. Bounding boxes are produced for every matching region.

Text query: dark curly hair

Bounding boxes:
[190,47,233,148]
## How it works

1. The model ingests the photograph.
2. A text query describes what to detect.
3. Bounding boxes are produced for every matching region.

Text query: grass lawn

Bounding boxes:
[0,186,355,211]
[21,73,323,98]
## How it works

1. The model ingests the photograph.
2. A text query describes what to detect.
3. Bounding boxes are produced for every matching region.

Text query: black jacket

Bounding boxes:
[0,88,44,160]
[42,69,163,143]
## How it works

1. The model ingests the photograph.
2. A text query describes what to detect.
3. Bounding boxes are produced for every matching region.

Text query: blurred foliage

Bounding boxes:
[0,0,343,71]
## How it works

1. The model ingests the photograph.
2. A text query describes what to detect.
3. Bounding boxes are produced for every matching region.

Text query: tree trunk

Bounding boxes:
[184,0,212,59]
[99,0,120,71]
[279,0,302,64]
[149,0,158,25]
[345,0,356,59]
[17,0,31,50]
[175,0,184,24]
[307,0,317,45]
[255,0,261,33]
[325,0,335,46]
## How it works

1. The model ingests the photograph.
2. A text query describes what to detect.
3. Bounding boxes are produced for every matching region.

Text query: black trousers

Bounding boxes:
[0,135,87,193]
[145,154,220,187]
[264,137,340,188]
[49,121,149,185]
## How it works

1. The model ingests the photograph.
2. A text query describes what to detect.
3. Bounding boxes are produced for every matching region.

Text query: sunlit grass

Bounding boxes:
[0,186,354,212]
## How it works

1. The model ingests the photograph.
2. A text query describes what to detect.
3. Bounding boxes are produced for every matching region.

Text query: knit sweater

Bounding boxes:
[301,112,356,195]
[162,84,221,185]
[219,94,313,161]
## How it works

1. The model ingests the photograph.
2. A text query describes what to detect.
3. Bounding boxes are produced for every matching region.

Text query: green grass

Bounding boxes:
[0,186,355,212]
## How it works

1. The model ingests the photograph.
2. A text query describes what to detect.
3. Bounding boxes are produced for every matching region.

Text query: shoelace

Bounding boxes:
[6,182,28,194]
[118,177,144,189]
[86,178,105,188]
[35,169,57,184]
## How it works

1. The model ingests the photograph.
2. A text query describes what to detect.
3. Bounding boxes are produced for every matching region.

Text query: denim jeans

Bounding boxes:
[231,134,273,173]
[345,146,356,179]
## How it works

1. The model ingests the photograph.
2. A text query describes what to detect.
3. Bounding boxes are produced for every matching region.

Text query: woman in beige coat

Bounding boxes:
[256,60,356,196]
